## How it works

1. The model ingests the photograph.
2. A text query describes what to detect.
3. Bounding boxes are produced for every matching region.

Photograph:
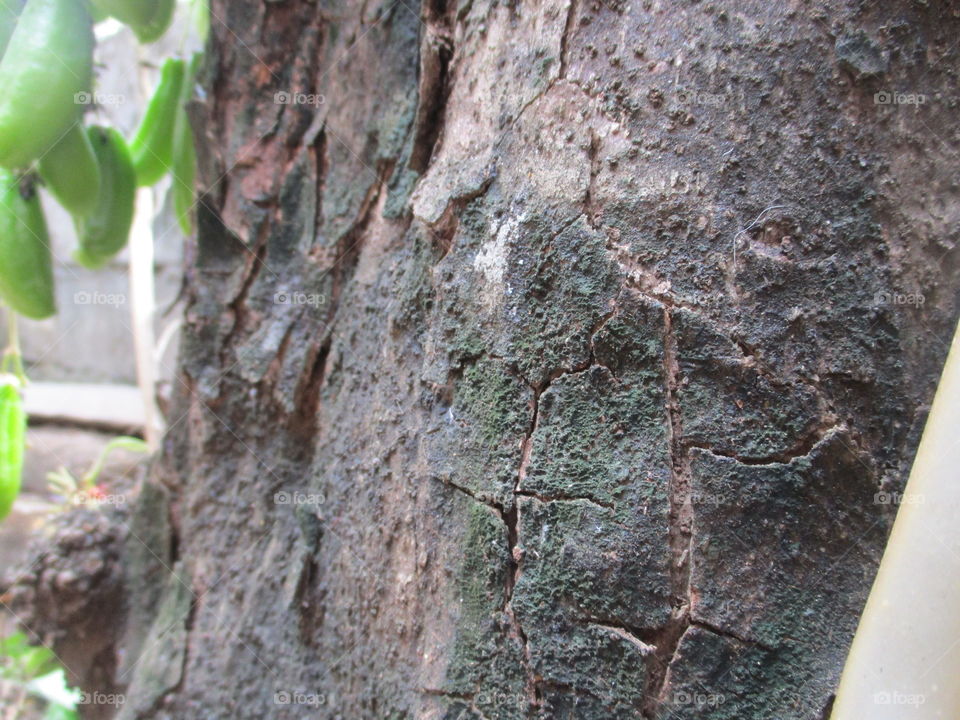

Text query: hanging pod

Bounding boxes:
[129,57,185,187]
[74,126,136,269]
[0,0,94,170]
[0,374,25,521]
[172,52,201,234]
[0,171,56,319]
[38,122,101,217]
[90,0,174,44]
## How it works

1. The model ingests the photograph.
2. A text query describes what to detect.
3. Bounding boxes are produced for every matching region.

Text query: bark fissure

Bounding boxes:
[419,688,474,699]
[642,307,693,717]
[288,337,334,440]
[504,379,539,712]
[218,228,270,368]
[326,162,393,298]
[558,0,577,79]
[689,619,774,651]
[422,174,495,259]
[431,475,506,517]
[572,616,658,651]
[685,424,843,467]
[410,0,454,174]
[312,124,328,243]
[499,301,622,713]
[584,130,600,228]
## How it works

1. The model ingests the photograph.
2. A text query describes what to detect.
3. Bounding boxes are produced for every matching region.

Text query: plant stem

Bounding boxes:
[3,309,26,384]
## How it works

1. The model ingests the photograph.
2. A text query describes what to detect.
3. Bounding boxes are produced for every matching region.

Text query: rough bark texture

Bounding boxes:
[31,0,960,718]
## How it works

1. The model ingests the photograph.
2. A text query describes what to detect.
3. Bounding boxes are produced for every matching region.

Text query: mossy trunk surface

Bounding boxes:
[117,0,959,718]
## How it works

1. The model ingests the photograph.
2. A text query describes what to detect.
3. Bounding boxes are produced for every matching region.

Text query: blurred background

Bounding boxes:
[0,6,201,577]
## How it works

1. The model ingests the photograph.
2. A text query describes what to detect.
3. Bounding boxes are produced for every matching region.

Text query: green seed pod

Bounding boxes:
[0,0,94,170]
[133,0,174,43]
[74,126,136,268]
[172,52,201,234]
[91,0,174,44]
[38,122,101,217]
[0,170,56,319]
[129,57,185,186]
[0,374,25,522]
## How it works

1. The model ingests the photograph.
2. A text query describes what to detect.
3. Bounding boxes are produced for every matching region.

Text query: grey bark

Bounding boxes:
[14,0,960,718]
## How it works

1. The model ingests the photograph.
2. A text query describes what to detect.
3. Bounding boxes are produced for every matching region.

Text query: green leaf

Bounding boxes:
[42,704,79,720]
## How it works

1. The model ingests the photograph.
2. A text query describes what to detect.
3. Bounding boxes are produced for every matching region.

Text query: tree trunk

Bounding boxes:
[113,0,960,718]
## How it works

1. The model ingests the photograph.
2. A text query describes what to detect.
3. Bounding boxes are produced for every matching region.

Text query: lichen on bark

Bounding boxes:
[24,0,957,718]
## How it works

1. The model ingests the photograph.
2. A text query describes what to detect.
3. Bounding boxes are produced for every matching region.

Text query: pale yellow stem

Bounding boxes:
[832,319,960,719]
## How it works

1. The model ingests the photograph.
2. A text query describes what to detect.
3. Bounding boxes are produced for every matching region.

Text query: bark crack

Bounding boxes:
[410,0,454,173]
[504,300,620,714]
[689,619,774,651]
[430,475,505,516]
[504,381,539,712]
[685,424,843,467]
[584,129,601,229]
[572,616,658,653]
[641,307,693,717]
[420,174,495,259]
[217,223,270,369]
[558,0,577,79]
[312,123,328,245]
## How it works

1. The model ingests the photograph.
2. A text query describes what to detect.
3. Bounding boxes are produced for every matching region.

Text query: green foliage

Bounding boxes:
[0,0,203,318]
[0,632,79,719]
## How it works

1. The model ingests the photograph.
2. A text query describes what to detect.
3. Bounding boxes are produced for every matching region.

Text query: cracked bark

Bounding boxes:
[642,307,695,715]
[34,1,957,719]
